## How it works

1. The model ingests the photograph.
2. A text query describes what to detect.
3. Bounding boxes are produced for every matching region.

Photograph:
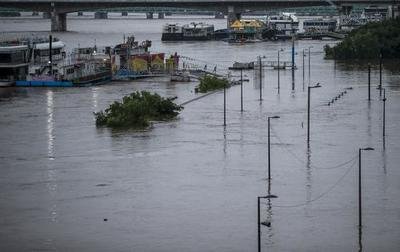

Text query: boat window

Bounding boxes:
[0,53,11,63]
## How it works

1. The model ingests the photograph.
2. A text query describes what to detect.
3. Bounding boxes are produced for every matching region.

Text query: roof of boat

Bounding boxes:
[0,45,29,52]
[34,41,65,50]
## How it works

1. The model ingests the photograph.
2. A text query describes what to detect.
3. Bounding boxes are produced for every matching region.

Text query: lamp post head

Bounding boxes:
[259,195,278,199]
[362,147,374,151]
[309,83,321,89]
[270,116,280,119]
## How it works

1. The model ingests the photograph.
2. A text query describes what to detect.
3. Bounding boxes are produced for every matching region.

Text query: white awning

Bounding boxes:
[34,41,65,50]
[0,45,28,52]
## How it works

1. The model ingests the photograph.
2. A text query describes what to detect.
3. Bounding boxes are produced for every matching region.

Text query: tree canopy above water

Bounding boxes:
[95,91,183,129]
[324,18,400,60]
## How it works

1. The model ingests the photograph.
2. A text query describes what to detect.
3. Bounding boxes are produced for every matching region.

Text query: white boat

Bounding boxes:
[265,12,299,39]
[0,44,29,87]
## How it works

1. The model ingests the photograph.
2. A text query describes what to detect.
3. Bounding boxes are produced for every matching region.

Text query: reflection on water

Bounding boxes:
[92,86,98,111]
[358,226,363,252]
[46,89,58,223]
[47,90,55,159]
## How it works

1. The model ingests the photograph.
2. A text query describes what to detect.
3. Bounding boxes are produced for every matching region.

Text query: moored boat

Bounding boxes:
[0,43,29,87]
[16,37,112,87]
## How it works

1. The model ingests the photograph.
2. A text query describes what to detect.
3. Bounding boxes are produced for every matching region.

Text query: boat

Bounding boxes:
[228,19,264,42]
[170,71,190,82]
[16,37,112,87]
[303,18,337,33]
[161,22,214,41]
[0,43,29,87]
[265,13,299,40]
[229,62,254,70]
[111,35,170,80]
[161,24,184,41]
[214,29,230,40]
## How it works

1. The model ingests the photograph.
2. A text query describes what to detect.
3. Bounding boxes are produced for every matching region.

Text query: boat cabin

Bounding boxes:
[0,45,29,85]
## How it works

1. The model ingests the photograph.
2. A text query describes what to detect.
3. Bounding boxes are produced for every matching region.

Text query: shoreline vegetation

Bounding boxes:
[196,75,230,93]
[95,91,183,129]
[324,18,400,60]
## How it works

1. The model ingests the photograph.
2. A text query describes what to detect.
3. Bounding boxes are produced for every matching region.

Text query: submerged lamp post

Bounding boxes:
[302,48,305,91]
[358,147,374,228]
[240,68,244,112]
[277,49,284,93]
[379,53,383,97]
[308,46,313,86]
[223,79,226,126]
[307,83,321,145]
[382,88,387,137]
[257,194,277,252]
[368,63,371,101]
[258,56,263,101]
[268,116,280,181]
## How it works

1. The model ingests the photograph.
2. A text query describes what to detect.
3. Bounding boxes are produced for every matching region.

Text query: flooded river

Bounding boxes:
[1,14,400,251]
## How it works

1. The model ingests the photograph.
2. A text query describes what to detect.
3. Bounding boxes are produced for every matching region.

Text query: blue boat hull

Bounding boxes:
[16,80,73,87]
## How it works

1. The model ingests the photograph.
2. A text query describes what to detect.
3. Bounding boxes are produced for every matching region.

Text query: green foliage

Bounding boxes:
[94,91,183,129]
[197,75,229,93]
[324,18,400,60]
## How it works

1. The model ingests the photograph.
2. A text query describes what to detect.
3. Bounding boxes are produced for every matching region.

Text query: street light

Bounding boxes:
[223,78,227,126]
[382,88,387,137]
[379,53,383,96]
[268,116,280,181]
[307,83,321,145]
[277,49,284,93]
[258,56,265,101]
[358,147,374,228]
[302,48,305,91]
[308,46,313,86]
[257,194,278,252]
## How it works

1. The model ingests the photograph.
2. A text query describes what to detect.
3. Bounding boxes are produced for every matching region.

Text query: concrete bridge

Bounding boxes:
[0,0,397,31]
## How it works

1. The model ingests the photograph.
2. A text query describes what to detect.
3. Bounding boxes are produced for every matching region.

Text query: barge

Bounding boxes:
[162,23,215,41]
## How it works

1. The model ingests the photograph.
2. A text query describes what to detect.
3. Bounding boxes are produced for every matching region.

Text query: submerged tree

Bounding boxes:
[197,75,230,93]
[95,91,183,129]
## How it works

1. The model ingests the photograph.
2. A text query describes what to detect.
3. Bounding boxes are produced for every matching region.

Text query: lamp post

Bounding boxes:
[240,68,244,112]
[307,83,321,145]
[382,88,386,137]
[257,194,277,252]
[277,49,284,93]
[379,53,382,97]
[268,116,280,181]
[308,46,313,86]
[302,48,305,91]
[368,63,371,101]
[223,79,226,126]
[358,147,374,228]
[259,56,263,101]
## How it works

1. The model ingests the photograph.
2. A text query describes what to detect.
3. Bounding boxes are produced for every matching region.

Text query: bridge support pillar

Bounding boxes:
[227,6,241,28]
[146,12,153,19]
[51,12,67,32]
[158,12,164,19]
[122,11,128,16]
